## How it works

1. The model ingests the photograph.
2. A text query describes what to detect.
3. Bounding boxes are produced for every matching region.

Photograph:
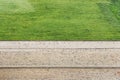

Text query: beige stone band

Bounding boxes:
[0,41,120,80]
[0,41,119,67]
[0,41,119,49]
[0,68,120,80]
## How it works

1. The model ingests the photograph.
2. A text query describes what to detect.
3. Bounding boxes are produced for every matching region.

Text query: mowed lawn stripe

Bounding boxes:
[0,0,119,40]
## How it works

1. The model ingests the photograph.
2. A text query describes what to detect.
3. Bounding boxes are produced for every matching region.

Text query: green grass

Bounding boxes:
[0,0,120,40]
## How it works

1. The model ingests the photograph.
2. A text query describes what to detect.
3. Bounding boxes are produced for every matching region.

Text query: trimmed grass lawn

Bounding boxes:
[0,0,120,40]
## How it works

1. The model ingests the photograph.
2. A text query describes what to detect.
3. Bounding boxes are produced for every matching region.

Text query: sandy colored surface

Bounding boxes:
[0,49,120,67]
[0,41,119,80]
[0,41,119,49]
[0,68,120,80]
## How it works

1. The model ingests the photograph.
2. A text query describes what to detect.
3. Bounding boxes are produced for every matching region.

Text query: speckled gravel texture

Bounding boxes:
[0,49,120,67]
[0,68,120,80]
[0,41,120,80]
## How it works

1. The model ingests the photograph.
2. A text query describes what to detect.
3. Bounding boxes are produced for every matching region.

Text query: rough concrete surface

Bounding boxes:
[0,49,120,67]
[0,68,120,80]
[0,41,119,80]
[0,41,119,49]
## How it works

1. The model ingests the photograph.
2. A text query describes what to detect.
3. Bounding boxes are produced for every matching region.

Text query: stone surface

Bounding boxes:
[0,49,120,67]
[0,41,119,80]
[0,68,120,80]
[0,41,119,49]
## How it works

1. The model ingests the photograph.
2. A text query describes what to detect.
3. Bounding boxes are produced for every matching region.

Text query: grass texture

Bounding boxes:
[0,0,120,40]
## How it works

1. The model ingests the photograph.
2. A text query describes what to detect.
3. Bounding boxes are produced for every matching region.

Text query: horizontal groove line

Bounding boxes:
[0,48,120,49]
[0,67,120,69]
